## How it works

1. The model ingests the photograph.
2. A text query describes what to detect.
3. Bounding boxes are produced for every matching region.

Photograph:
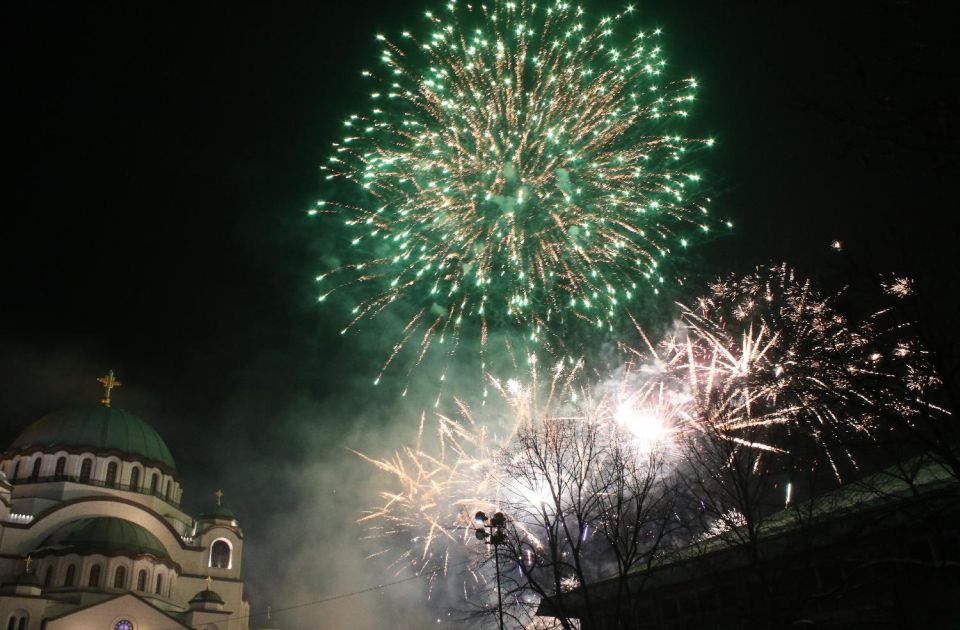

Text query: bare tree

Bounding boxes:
[673,409,786,628]
[590,439,676,627]
[477,406,676,629]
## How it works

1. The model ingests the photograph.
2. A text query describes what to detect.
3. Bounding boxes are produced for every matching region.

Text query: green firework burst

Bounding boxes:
[314,0,726,385]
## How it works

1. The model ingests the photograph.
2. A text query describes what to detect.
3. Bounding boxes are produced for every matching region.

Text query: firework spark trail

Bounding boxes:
[355,359,583,578]
[355,278,923,625]
[315,0,728,387]
[356,265,907,593]
[652,263,889,478]
[356,357,719,629]
[356,356,693,589]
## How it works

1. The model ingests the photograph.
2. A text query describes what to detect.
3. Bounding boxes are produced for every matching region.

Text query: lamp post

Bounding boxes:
[475,510,507,630]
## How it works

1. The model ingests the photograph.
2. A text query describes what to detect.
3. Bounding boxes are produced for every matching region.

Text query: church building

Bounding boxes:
[0,372,255,630]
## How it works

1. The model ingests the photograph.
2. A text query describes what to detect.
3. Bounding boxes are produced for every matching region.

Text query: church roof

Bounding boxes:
[200,503,236,520]
[35,517,169,560]
[7,404,176,469]
[43,592,191,628]
[10,570,42,587]
[189,588,225,605]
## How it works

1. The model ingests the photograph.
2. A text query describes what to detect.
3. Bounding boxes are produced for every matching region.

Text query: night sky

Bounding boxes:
[1,1,956,627]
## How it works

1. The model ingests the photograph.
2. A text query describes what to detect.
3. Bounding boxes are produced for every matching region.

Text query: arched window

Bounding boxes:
[64,564,76,586]
[11,460,19,480]
[105,461,118,487]
[113,565,127,589]
[30,457,42,481]
[154,573,163,595]
[150,472,159,494]
[43,565,53,587]
[130,467,141,490]
[209,539,231,569]
[54,456,67,478]
[79,458,93,482]
[136,569,147,591]
[5,615,29,630]
[165,479,172,500]
[88,564,101,587]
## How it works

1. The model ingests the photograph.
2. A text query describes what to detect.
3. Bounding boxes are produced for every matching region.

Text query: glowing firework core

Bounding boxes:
[615,404,669,449]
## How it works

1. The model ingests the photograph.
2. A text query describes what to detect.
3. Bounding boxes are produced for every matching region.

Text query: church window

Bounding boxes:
[106,461,118,487]
[88,563,101,587]
[43,565,53,587]
[4,617,12,630]
[155,573,163,595]
[11,460,19,480]
[30,457,42,480]
[54,456,66,478]
[136,569,147,591]
[16,618,25,630]
[64,563,76,586]
[150,472,159,494]
[210,539,231,569]
[130,466,141,490]
[114,565,127,589]
[115,621,134,630]
[79,458,93,482]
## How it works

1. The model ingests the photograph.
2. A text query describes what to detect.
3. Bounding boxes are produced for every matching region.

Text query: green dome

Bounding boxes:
[36,517,168,559]
[12,571,42,587]
[9,405,175,469]
[190,589,225,605]
[201,503,236,520]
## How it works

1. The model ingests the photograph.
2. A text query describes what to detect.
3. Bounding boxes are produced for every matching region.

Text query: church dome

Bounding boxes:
[35,517,168,560]
[189,589,225,605]
[200,503,236,520]
[7,405,176,470]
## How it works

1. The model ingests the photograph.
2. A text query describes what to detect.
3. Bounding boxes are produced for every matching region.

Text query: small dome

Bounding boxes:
[35,517,168,559]
[190,589,225,605]
[200,503,236,520]
[12,571,41,587]
[7,405,176,470]
[0,569,42,596]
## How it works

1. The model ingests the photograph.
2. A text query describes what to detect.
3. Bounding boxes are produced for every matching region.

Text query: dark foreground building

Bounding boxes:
[539,461,960,630]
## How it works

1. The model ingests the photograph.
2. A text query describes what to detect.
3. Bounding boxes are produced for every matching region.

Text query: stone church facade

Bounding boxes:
[0,373,256,630]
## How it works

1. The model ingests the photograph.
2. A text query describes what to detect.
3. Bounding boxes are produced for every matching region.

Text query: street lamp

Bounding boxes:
[475,510,507,630]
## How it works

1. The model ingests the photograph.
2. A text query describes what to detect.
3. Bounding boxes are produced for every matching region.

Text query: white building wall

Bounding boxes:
[0,424,248,629]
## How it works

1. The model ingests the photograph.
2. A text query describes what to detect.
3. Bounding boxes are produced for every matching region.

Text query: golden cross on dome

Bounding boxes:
[23,555,32,574]
[215,489,223,506]
[97,370,122,407]
[205,575,213,590]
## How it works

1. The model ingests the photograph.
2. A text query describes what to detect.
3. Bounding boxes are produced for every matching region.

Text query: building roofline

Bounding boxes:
[30,546,182,572]
[537,458,960,617]
[2,495,203,552]
[41,591,191,627]
[2,445,179,481]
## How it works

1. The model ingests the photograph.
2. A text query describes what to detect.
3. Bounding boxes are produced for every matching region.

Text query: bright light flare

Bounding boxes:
[614,404,669,450]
